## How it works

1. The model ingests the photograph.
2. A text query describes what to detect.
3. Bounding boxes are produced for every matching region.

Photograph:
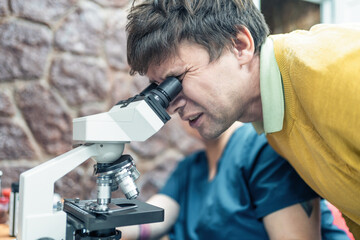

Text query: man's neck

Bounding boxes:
[240,53,263,123]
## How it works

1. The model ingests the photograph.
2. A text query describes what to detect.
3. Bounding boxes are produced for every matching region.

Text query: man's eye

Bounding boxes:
[176,68,191,81]
[175,74,185,82]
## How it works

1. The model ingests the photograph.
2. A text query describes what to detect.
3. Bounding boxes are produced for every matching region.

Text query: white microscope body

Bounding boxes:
[17,77,182,240]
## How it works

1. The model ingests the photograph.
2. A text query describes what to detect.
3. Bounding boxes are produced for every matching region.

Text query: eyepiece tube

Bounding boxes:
[148,77,182,108]
[116,77,182,109]
[157,77,183,101]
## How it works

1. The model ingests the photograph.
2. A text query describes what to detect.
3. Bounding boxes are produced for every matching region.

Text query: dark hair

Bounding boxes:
[126,0,269,75]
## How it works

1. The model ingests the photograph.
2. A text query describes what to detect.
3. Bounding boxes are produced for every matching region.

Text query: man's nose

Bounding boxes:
[167,92,186,115]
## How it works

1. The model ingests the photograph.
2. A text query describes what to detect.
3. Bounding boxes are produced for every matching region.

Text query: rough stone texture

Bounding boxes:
[92,0,129,8]
[0,90,15,117]
[137,155,180,201]
[79,105,104,117]
[130,116,203,158]
[0,119,35,160]
[164,115,204,155]
[105,9,128,70]
[0,0,8,17]
[50,55,109,106]
[11,0,77,25]
[55,1,105,56]
[78,163,98,199]
[0,166,30,187]
[55,164,94,199]
[111,74,149,106]
[132,74,151,93]
[129,116,179,158]
[130,132,171,158]
[110,72,135,106]
[0,20,52,81]
[15,83,73,155]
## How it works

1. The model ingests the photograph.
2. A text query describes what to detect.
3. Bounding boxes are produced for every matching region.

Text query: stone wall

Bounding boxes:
[0,0,204,201]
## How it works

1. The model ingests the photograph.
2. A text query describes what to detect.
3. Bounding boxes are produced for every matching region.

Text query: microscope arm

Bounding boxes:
[18,143,124,240]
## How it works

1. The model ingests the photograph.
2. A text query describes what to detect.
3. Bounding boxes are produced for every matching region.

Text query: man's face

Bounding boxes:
[146,41,260,139]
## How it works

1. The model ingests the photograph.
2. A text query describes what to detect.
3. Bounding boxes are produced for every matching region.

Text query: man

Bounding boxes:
[119,123,350,239]
[126,0,360,237]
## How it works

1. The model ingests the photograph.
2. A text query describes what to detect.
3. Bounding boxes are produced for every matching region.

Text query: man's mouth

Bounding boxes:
[188,113,202,127]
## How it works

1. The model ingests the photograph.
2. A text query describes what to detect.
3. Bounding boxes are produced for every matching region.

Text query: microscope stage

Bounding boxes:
[64,198,164,232]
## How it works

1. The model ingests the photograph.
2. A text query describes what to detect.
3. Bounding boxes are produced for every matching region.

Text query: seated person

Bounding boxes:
[120,123,350,239]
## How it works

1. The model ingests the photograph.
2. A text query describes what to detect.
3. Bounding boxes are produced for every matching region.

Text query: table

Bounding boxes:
[0,225,14,240]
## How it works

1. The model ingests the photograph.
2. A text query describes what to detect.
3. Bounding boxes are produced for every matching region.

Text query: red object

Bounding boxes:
[2,188,11,199]
[326,202,355,240]
[0,189,11,224]
[0,196,9,224]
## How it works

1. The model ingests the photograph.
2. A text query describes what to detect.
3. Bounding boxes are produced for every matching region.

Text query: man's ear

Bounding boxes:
[232,26,255,65]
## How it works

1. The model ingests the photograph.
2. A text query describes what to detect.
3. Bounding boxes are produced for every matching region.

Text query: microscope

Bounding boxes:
[17,77,182,240]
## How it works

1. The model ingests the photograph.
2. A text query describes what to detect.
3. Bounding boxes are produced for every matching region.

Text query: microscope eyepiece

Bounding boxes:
[145,77,182,109]
[115,76,182,123]
[157,77,183,102]
[117,77,182,110]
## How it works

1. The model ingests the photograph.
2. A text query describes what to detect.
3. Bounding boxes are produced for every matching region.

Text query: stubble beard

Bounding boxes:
[198,113,235,140]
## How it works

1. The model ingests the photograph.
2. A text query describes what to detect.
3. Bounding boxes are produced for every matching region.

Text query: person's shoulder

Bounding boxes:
[270,23,360,58]
[231,124,284,166]
[163,150,206,187]
[231,123,268,148]
[176,150,206,170]
[225,124,274,166]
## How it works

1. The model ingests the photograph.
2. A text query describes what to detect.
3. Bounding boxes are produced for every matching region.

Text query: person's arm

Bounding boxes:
[119,193,179,240]
[263,198,321,240]
[246,137,322,240]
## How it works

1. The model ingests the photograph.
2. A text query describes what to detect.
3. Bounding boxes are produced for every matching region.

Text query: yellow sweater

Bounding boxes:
[267,24,360,237]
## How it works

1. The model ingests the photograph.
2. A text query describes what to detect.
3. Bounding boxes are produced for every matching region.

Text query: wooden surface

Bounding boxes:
[0,225,14,240]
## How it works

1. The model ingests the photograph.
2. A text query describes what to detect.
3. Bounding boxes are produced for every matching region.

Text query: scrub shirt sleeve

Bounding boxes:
[248,144,319,219]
